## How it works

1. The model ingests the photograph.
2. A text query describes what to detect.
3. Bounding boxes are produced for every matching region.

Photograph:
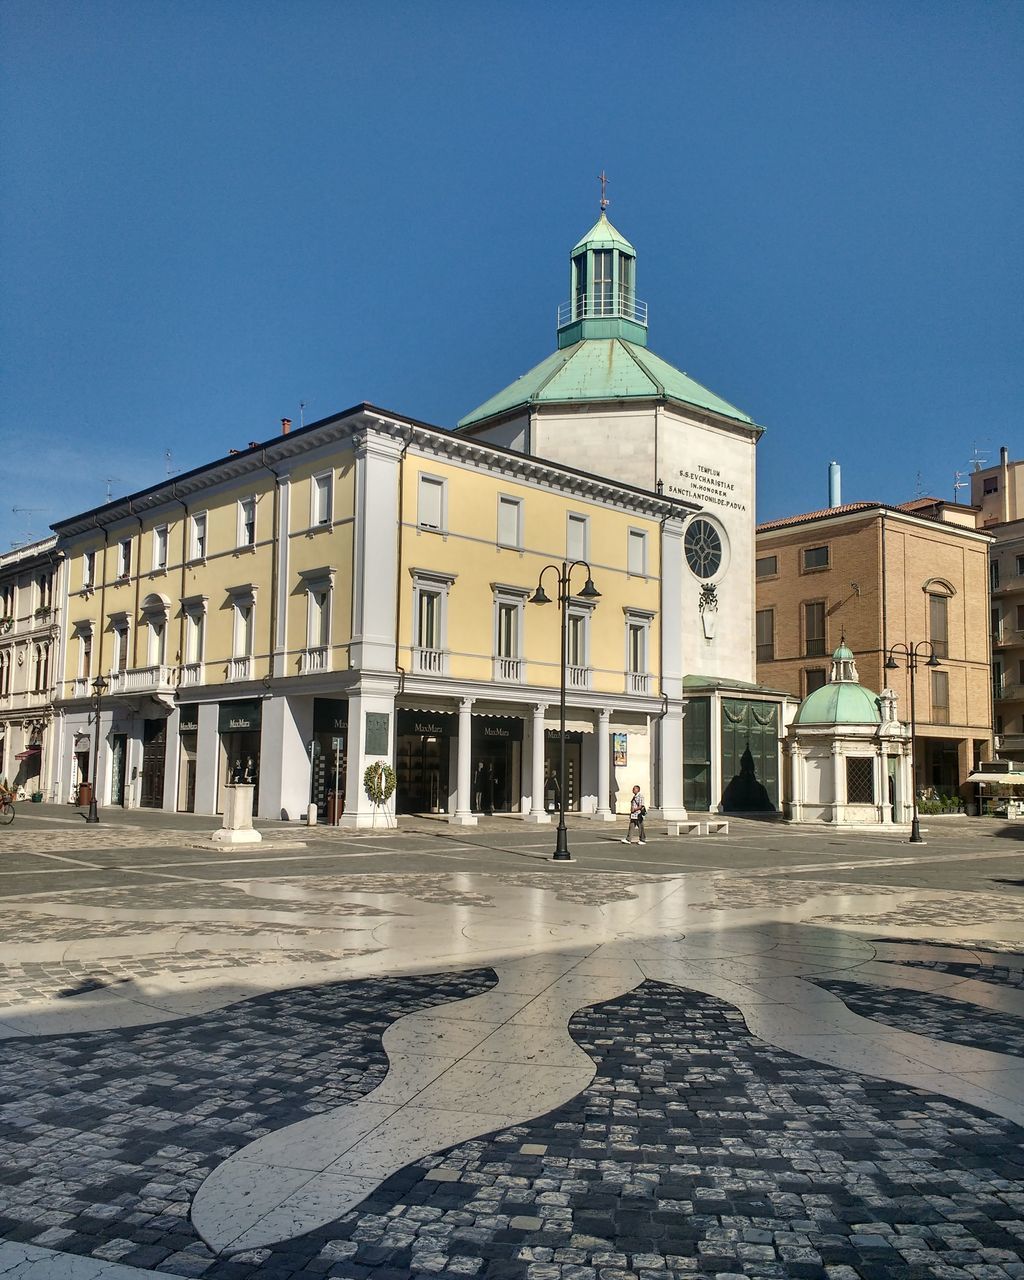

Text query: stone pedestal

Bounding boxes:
[212,784,263,845]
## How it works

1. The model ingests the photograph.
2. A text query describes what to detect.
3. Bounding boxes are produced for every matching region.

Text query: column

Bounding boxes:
[593,707,614,820]
[452,697,477,826]
[658,706,688,822]
[526,703,550,823]
[787,739,803,821]
[194,701,219,816]
[875,749,890,824]
[831,740,844,824]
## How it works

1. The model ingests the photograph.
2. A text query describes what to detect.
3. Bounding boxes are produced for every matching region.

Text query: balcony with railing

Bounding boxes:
[493,656,524,683]
[413,646,446,676]
[299,646,330,676]
[70,677,90,698]
[994,682,1024,702]
[179,662,204,688]
[226,656,252,682]
[107,665,176,696]
[627,671,650,695]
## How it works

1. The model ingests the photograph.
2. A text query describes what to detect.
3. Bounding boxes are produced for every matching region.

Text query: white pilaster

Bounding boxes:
[194,701,220,816]
[272,472,291,678]
[452,697,477,826]
[593,706,614,820]
[259,694,315,822]
[162,705,180,811]
[339,677,397,829]
[526,702,550,823]
[350,429,403,673]
[658,704,688,821]
[831,739,843,824]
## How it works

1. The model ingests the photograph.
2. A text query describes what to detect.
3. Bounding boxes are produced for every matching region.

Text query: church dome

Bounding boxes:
[794,641,881,726]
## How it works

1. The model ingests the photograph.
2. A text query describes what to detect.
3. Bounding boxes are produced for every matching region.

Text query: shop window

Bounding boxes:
[846,757,874,804]
[238,496,257,547]
[627,529,647,576]
[804,601,826,657]
[755,554,778,579]
[802,545,829,571]
[931,669,949,725]
[417,475,446,532]
[755,608,774,662]
[497,496,522,549]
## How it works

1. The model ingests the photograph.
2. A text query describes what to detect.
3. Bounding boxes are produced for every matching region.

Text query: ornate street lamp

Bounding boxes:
[85,674,108,825]
[530,561,600,861]
[885,641,941,843]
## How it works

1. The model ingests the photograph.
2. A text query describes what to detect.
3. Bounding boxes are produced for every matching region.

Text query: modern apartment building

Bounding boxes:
[972,447,1024,759]
[755,498,994,795]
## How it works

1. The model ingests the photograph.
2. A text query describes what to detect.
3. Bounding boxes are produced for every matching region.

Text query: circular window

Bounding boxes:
[684,518,723,579]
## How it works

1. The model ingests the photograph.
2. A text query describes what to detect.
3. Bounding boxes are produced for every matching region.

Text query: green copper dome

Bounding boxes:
[794,641,881,726]
[794,682,882,726]
[571,212,635,255]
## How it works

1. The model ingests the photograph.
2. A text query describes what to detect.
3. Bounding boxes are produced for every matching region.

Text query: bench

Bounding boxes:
[666,819,730,836]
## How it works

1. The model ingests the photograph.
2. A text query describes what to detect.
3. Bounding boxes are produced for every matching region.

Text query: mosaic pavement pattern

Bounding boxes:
[1,973,1024,1278]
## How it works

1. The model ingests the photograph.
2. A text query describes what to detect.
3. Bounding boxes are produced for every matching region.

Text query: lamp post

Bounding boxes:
[85,674,108,824]
[530,560,600,861]
[884,641,940,843]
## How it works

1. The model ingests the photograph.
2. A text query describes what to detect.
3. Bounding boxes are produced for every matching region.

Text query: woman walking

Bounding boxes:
[622,784,646,845]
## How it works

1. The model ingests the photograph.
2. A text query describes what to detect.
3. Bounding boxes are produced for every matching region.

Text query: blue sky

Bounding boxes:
[2,0,1021,550]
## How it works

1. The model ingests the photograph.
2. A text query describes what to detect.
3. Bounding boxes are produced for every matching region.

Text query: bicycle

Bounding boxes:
[0,792,14,825]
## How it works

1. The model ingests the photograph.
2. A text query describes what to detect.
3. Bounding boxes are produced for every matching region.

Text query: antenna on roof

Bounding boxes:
[164,449,179,478]
[953,470,968,501]
[299,401,306,429]
[914,470,925,498]
[104,477,121,503]
[970,446,989,472]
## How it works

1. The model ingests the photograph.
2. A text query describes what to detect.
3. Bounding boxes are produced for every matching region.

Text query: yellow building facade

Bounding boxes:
[53,409,696,825]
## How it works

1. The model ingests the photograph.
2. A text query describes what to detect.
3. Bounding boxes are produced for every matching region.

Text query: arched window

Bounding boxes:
[923,578,955,659]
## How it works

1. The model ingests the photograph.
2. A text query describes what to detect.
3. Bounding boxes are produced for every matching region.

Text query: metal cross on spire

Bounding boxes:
[598,170,610,211]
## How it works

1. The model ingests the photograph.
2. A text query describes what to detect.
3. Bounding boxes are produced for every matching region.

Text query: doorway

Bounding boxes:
[140,720,166,808]
[110,734,128,806]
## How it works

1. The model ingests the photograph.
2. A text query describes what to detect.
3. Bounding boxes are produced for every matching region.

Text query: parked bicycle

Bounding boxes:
[0,787,14,825]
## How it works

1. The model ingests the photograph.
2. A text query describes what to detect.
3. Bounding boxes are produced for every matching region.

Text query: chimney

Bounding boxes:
[828,460,841,508]
[281,418,292,435]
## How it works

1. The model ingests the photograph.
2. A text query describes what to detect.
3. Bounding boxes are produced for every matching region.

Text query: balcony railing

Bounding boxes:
[994,682,1024,702]
[179,662,204,687]
[566,665,591,690]
[413,646,445,675]
[557,294,648,327]
[70,677,90,698]
[299,646,330,675]
[493,656,524,683]
[628,671,650,695]
[108,665,176,695]
[226,656,252,682]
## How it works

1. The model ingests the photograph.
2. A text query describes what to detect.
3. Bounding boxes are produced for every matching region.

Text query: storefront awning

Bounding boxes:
[969,771,1024,786]
[14,747,40,761]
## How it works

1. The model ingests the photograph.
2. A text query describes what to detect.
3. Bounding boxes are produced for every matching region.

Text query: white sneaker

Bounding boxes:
[620,837,629,843]
[639,840,647,845]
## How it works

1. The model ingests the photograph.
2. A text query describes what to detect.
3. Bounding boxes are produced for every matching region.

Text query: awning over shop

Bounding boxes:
[968,771,1024,786]
[14,747,40,761]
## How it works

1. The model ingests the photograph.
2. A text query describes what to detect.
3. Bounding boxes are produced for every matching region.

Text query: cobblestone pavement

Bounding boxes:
[2,816,1024,1278]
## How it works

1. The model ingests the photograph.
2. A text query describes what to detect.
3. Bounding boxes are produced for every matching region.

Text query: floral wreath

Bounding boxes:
[363,761,396,806]
[0,617,12,636]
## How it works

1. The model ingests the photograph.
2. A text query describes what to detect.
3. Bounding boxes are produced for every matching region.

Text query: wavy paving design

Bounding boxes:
[206,982,1024,1279]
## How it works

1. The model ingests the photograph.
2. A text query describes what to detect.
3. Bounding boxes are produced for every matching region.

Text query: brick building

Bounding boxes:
[972,447,1024,760]
[755,498,993,795]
